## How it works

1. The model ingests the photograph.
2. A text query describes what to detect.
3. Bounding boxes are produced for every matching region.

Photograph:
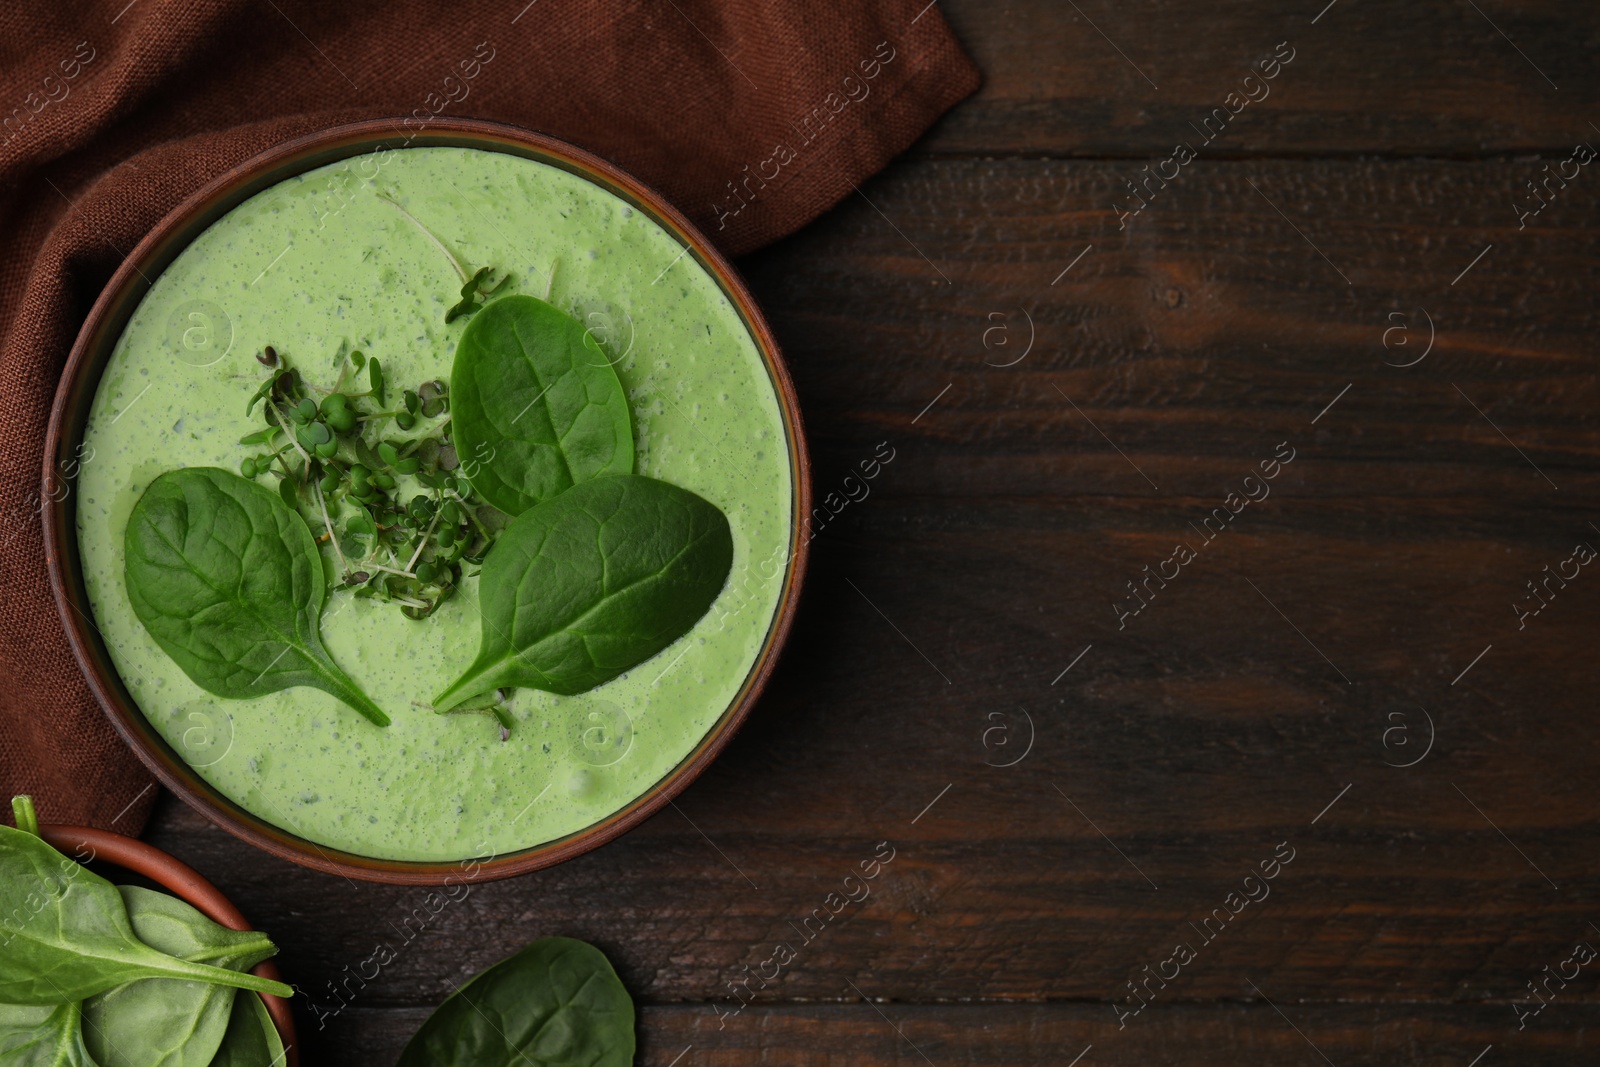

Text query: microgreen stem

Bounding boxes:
[366,561,418,580]
[268,403,315,471]
[313,481,351,578]
[448,489,491,539]
[376,194,470,284]
[406,498,443,573]
[544,257,558,300]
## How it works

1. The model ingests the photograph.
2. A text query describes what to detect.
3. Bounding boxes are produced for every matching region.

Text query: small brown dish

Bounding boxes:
[42,118,809,885]
[39,824,298,1064]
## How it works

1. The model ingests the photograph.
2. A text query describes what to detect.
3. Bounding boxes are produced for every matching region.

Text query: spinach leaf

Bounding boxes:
[396,938,634,1067]
[433,475,732,709]
[450,295,633,516]
[105,887,276,970]
[82,887,277,1067]
[0,824,293,1005]
[124,466,390,727]
[208,990,284,1067]
[0,1002,95,1067]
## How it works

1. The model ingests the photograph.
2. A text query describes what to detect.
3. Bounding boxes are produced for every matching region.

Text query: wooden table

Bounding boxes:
[146,3,1600,1062]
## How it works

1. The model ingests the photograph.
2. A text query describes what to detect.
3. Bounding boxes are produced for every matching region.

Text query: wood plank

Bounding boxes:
[304,1004,1600,1065]
[143,768,1600,1007]
[138,159,1599,1052]
[926,0,1597,155]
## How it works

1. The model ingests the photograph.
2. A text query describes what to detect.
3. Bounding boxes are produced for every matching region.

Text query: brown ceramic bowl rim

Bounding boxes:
[42,117,811,885]
[39,823,298,1064]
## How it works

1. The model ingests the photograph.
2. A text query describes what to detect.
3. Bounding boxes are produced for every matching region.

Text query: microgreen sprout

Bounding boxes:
[236,345,493,621]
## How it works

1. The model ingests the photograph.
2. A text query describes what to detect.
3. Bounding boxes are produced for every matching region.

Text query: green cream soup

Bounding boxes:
[77,147,791,861]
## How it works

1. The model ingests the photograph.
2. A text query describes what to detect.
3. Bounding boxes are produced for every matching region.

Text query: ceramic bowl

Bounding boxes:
[42,117,809,884]
[39,823,298,1063]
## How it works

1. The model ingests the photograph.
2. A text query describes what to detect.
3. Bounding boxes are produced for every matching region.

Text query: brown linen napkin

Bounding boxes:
[0,0,978,833]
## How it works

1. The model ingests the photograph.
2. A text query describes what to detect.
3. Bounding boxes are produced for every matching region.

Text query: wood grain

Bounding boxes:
[313,1004,1600,1065]
[927,0,1596,156]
